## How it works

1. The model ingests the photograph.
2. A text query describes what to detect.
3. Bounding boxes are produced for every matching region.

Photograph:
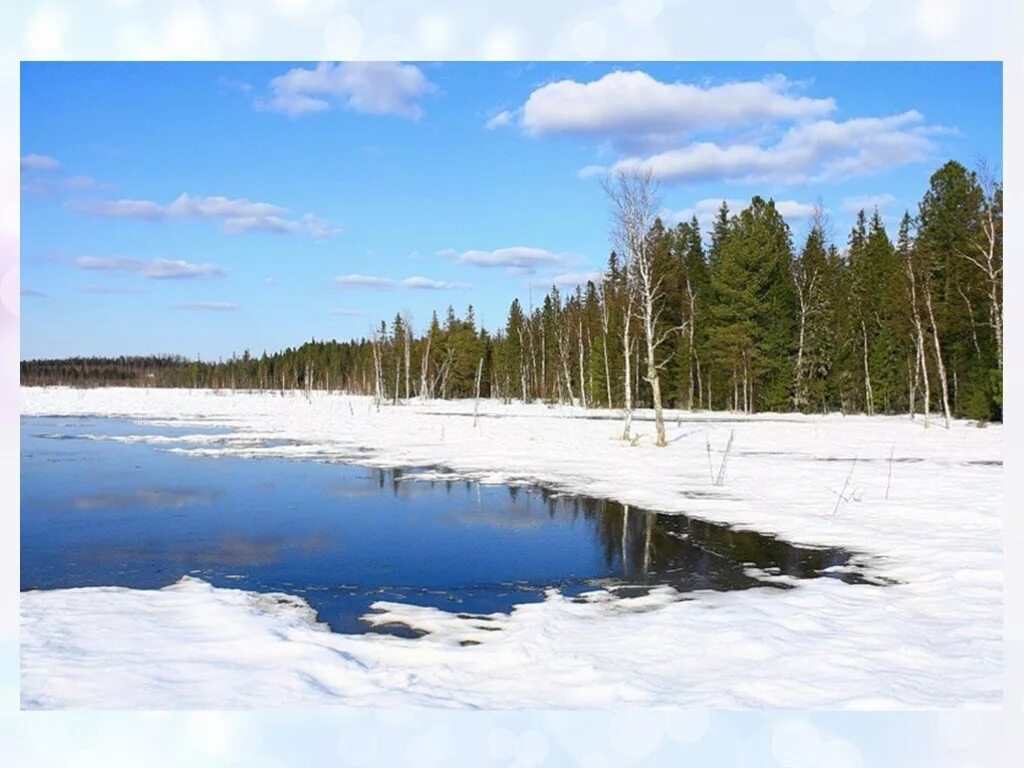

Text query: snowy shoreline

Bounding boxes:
[20,387,1002,708]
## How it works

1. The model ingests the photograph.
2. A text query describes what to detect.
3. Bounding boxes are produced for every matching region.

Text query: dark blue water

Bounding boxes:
[21,416,868,634]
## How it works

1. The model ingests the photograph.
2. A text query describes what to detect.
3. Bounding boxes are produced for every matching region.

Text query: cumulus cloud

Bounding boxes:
[81,284,149,295]
[21,153,61,170]
[841,193,898,213]
[773,200,821,219]
[613,111,938,184]
[70,193,341,239]
[301,214,344,239]
[331,274,396,290]
[74,199,166,220]
[485,110,513,130]
[260,62,435,119]
[577,164,607,180]
[74,256,225,280]
[399,276,470,290]
[551,271,604,288]
[174,301,237,311]
[496,71,947,186]
[439,246,575,276]
[21,153,112,196]
[331,273,469,291]
[518,72,834,146]
[664,197,822,232]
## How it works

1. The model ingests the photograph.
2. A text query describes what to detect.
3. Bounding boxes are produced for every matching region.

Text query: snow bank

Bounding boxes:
[20,388,1002,708]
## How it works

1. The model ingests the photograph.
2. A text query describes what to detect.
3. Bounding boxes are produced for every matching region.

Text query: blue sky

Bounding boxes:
[20,61,1001,360]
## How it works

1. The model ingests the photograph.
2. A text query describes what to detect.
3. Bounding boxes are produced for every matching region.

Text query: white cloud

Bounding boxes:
[60,175,107,190]
[614,111,938,184]
[166,193,286,219]
[399,276,469,290]
[81,284,148,295]
[21,153,61,171]
[220,215,298,235]
[331,273,469,291]
[175,301,237,311]
[21,153,113,197]
[577,164,607,180]
[331,274,395,290]
[328,308,365,317]
[261,62,434,119]
[300,214,344,239]
[551,271,604,288]
[841,193,898,213]
[664,197,821,231]
[485,110,513,130]
[72,199,165,220]
[499,70,949,188]
[519,72,834,146]
[662,198,745,228]
[70,193,341,239]
[774,200,820,219]
[74,256,226,280]
[439,246,575,275]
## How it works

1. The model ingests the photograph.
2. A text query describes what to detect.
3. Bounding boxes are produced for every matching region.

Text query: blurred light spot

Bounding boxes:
[772,719,822,768]
[608,710,664,760]
[272,0,314,17]
[405,726,451,768]
[162,1,218,57]
[813,14,866,58]
[482,28,521,59]
[517,730,550,765]
[581,752,610,768]
[220,8,261,52]
[417,14,454,52]
[619,0,663,23]
[816,738,864,768]
[25,4,70,58]
[489,727,517,759]
[324,14,364,56]
[571,21,608,58]
[829,0,874,15]
[187,712,234,758]
[936,710,984,749]
[363,2,396,32]
[764,37,813,58]
[915,0,962,39]
[663,709,710,743]
[339,731,380,765]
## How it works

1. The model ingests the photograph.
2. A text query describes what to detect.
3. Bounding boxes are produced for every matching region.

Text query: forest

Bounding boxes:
[21,159,1002,425]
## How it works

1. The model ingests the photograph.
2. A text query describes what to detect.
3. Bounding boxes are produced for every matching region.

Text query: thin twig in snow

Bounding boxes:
[714,429,735,487]
[885,444,894,500]
[832,456,858,515]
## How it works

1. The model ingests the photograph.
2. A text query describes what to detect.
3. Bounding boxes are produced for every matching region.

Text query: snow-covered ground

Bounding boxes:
[20,387,1002,708]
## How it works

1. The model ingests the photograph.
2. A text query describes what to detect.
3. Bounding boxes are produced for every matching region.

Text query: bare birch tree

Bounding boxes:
[902,218,931,426]
[792,203,828,410]
[419,323,432,398]
[955,160,1003,371]
[603,168,670,446]
[402,312,412,400]
[598,280,614,409]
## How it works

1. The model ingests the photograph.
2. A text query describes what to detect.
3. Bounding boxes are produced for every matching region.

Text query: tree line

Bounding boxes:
[22,159,1001,428]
